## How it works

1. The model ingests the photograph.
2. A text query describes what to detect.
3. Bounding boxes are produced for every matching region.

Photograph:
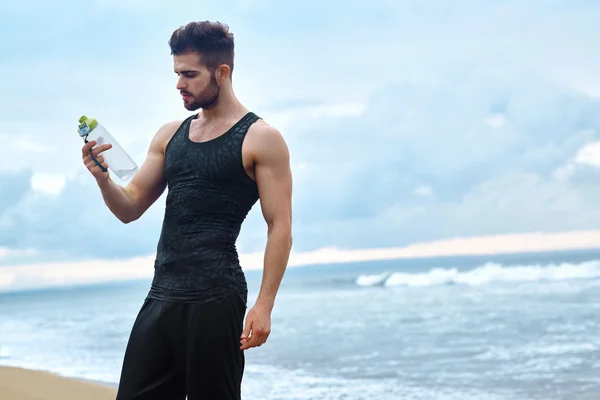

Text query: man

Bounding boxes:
[81,20,293,399]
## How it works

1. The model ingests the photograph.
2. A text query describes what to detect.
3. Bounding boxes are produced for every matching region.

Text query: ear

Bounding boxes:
[216,64,231,83]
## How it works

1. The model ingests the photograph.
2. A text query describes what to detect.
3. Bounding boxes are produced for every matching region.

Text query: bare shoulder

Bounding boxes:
[149,119,185,154]
[246,119,289,162]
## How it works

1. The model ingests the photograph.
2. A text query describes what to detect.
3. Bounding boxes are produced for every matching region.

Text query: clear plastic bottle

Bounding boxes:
[77,115,138,181]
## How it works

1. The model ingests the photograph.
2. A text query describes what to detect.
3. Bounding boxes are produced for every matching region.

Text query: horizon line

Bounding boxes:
[2,229,600,292]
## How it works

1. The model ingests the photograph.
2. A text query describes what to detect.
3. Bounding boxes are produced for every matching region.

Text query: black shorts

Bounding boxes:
[115,292,247,400]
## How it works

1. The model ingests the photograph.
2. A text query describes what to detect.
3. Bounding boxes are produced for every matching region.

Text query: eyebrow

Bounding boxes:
[175,69,199,74]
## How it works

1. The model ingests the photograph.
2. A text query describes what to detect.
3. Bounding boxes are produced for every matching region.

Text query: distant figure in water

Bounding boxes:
[81,20,293,400]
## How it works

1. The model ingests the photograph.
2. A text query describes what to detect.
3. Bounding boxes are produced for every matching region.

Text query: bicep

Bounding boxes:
[126,148,166,209]
[125,123,176,211]
[254,130,293,229]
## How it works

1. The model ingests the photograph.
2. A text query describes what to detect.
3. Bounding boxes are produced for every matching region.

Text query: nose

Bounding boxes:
[176,76,186,91]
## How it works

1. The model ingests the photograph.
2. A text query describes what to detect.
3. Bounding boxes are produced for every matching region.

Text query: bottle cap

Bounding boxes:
[77,115,98,137]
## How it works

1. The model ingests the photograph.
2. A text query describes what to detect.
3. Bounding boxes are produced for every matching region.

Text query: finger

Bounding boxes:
[85,160,96,170]
[90,143,112,157]
[249,326,267,348]
[257,330,270,346]
[240,337,254,350]
[86,160,109,174]
[86,159,106,169]
[240,325,261,350]
[252,327,265,346]
[242,334,260,350]
[82,140,96,158]
[83,140,96,150]
[241,319,252,341]
[259,331,270,346]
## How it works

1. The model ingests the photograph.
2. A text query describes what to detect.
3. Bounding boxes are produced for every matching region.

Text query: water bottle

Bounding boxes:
[77,115,138,181]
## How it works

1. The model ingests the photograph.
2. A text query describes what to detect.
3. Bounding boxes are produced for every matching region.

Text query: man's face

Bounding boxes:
[173,51,220,111]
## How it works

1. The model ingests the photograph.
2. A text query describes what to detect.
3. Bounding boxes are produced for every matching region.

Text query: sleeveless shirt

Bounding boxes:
[146,111,262,305]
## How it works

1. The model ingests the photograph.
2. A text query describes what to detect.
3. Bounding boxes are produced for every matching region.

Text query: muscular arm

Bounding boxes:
[96,121,180,223]
[253,125,293,311]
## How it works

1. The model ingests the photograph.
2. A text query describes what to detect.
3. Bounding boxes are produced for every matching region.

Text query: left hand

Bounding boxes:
[240,303,271,350]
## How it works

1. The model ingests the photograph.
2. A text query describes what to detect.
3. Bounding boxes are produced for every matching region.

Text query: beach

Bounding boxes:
[0,366,116,400]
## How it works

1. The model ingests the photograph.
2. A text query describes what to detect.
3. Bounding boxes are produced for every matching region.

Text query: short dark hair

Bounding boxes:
[169,21,235,75]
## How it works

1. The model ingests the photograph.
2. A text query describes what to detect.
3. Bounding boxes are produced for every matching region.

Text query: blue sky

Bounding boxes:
[2,0,600,271]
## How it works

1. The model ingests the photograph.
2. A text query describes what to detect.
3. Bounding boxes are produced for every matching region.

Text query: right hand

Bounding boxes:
[82,140,112,182]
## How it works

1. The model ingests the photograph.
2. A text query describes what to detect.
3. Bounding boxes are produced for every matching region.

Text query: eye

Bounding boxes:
[174,72,197,78]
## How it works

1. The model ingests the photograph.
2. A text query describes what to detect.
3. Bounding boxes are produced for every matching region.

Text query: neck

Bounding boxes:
[197,85,246,121]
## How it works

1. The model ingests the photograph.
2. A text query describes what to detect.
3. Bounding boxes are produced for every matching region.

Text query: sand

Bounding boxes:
[0,366,116,400]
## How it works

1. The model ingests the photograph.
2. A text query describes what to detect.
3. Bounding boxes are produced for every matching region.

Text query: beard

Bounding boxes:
[182,73,220,111]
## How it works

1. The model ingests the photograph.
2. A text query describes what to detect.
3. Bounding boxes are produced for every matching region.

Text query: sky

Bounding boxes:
[2,0,600,290]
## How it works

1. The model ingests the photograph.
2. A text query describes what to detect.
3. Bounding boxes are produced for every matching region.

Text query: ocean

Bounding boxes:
[2,249,600,399]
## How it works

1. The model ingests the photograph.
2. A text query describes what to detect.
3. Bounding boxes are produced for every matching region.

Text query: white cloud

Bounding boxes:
[574,141,600,167]
[413,185,433,197]
[0,271,15,287]
[0,248,37,282]
[0,247,36,261]
[30,173,67,195]
[260,102,366,132]
[553,139,600,181]
[485,113,507,128]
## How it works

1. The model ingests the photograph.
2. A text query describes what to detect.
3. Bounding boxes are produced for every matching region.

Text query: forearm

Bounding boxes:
[256,223,292,311]
[97,178,140,223]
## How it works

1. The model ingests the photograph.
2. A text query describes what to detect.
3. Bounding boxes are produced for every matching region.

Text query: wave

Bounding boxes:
[356,260,600,288]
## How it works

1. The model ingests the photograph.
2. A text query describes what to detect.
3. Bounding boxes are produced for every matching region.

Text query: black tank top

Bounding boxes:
[147,112,261,305]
